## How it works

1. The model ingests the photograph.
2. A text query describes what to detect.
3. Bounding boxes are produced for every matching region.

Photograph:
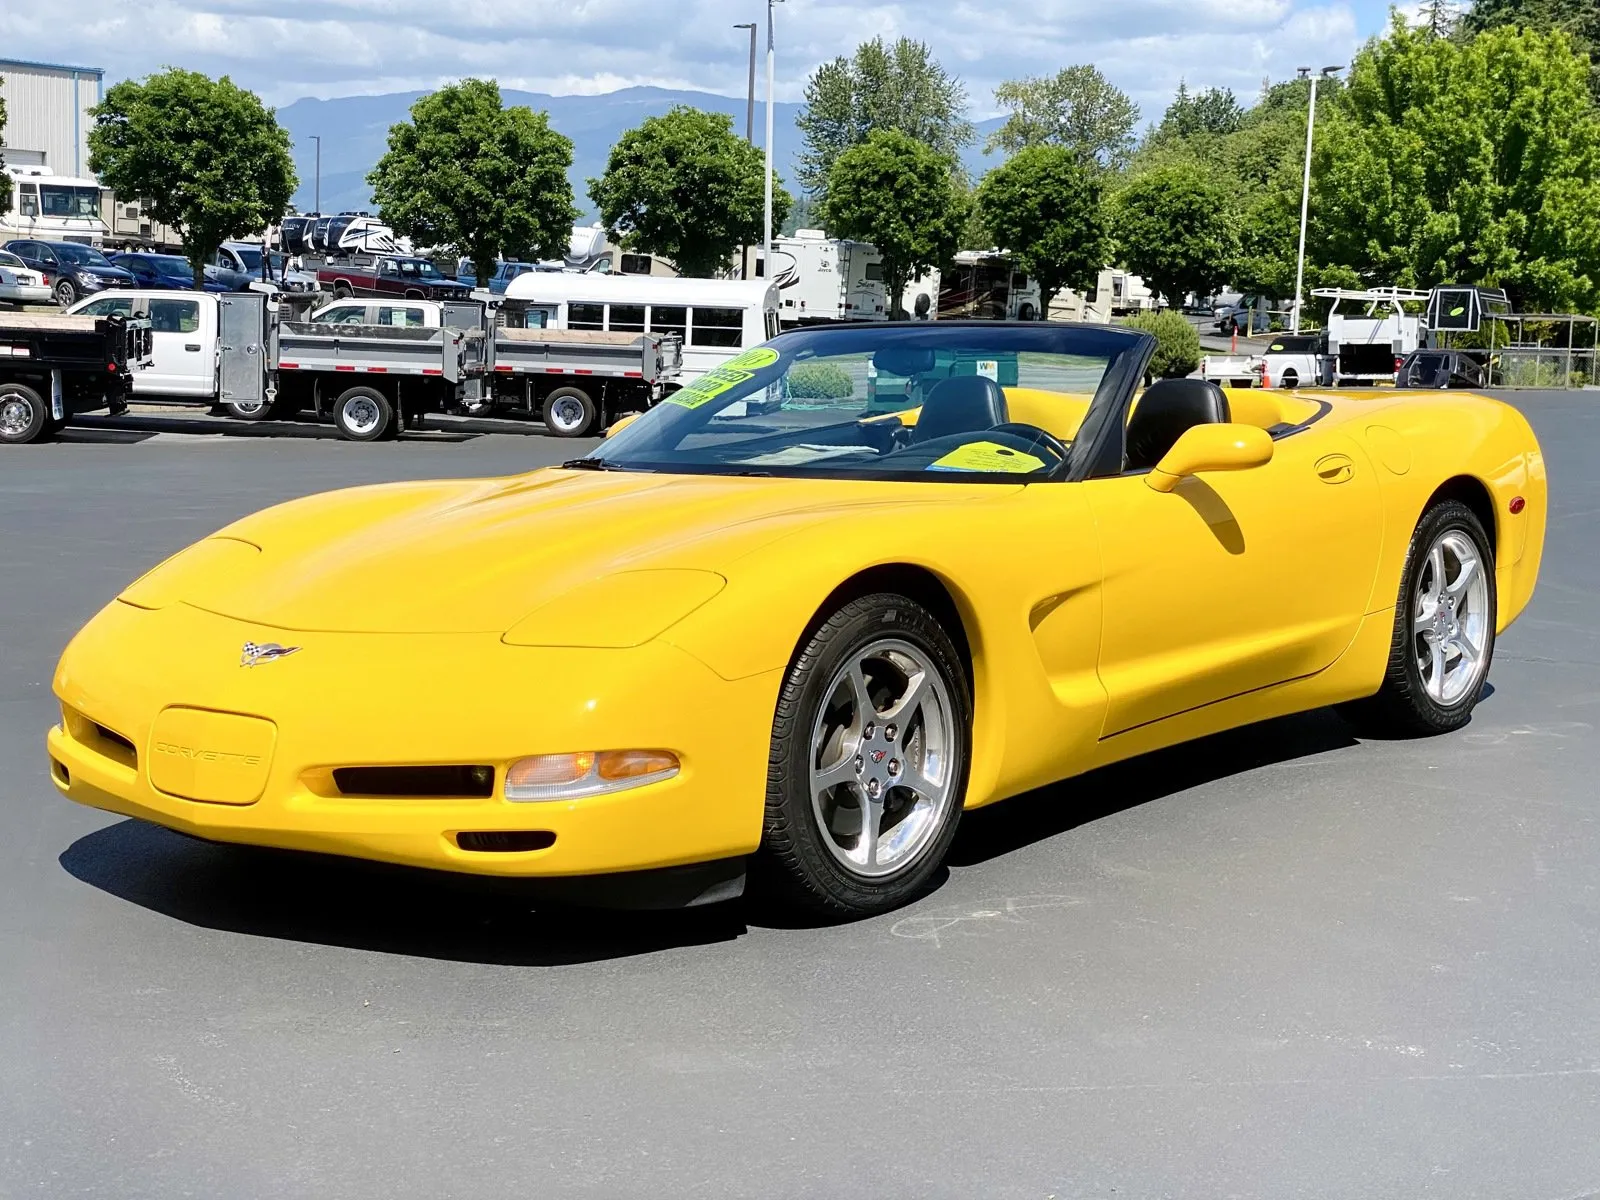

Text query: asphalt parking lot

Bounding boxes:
[4,394,1599,1199]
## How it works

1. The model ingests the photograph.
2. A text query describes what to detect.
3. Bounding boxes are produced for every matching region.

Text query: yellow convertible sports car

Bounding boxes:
[48,323,1546,917]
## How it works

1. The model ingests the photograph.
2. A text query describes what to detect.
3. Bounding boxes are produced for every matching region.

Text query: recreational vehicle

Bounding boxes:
[758,230,887,325]
[2,166,108,246]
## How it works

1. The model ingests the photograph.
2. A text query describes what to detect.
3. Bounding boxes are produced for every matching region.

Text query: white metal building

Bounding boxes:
[0,58,102,176]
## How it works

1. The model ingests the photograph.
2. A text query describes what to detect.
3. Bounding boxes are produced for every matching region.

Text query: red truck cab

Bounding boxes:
[317,255,474,302]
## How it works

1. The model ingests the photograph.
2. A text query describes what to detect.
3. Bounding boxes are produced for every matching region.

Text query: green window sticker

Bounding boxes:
[667,347,781,409]
[928,440,1046,474]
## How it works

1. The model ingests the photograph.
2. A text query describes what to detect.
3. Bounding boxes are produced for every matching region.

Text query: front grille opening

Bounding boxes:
[65,709,137,770]
[333,765,495,799]
[455,831,556,854]
[50,757,70,786]
[93,723,137,759]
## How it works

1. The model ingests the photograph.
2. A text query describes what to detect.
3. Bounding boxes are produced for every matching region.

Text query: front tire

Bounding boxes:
[757,592,971,917]
[333,386,394,441]
[542,386,597,437]
[0,382,50,444]
[55,279,79,308]
[1342,499,1496,736]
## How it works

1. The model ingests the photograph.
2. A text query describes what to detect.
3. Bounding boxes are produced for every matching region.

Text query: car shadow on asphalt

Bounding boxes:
[59,707,1371,954]
[58,820,747,965]
[947,706,1361,868]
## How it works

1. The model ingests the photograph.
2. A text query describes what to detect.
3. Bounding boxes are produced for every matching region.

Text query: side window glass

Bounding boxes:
[649,305,687,340]
[689,306,744,348]
[569,302,605,331]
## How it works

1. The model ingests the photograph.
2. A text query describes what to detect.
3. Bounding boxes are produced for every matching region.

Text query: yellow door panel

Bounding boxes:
[1087,431,1383,737]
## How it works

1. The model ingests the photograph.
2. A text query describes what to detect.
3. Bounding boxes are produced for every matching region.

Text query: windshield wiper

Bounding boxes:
[561,456,613,470]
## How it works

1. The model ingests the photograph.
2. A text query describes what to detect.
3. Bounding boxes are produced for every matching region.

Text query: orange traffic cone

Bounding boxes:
[1260,362,1271,389]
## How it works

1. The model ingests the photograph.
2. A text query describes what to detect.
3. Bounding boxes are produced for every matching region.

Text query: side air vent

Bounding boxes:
[332,766,495,798]
[455,831,556,853]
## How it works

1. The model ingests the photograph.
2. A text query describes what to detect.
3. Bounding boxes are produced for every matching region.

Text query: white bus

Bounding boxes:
[501,273,780,383]
[2,166,108,245]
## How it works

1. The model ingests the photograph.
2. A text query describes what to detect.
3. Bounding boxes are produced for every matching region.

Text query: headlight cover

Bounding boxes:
[119,537,261,610]
[505,750,680,801]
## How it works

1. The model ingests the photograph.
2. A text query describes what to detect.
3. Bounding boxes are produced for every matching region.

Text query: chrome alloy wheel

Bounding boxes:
[808,638,958,879]
[549,396,586,434]
[0,395,34,439]
[1413,529,1490,706]
[343,396,382,436]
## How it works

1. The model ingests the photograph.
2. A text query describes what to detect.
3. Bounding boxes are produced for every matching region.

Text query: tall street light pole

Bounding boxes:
[736,22,757,279]
[1291,65,1341,333]
[763,0,784,285]
[309,135,322,216]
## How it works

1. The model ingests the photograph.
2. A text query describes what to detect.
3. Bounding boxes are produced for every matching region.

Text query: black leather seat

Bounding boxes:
[1124,378,1231,471]
[913,375,1009,443]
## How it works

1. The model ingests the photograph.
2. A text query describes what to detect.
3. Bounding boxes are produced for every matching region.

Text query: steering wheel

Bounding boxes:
[988,423,1070,465]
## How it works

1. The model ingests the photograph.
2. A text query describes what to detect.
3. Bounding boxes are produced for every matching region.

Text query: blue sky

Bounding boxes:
[3,0,1406,118]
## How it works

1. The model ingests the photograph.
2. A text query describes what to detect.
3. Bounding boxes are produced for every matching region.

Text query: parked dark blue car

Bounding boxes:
[3,239,135,307]
[109,253,233,293]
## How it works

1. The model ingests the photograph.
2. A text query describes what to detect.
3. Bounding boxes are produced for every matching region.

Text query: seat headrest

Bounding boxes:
[1125,378,1231,471]
[914,374,1010,443]
[873,346,937,378]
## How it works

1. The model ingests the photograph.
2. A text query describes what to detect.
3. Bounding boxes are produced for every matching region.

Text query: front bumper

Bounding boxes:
[0,283,51,304]
[49,599,777,878]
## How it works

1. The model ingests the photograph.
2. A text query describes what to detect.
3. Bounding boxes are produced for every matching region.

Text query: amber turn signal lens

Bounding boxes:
[504,750,679,801]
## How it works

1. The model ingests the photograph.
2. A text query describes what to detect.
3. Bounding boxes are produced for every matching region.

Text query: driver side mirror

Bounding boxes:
[1146,423,1274,493]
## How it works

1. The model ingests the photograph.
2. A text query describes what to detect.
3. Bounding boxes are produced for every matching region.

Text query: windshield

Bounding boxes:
[54,243,115,267]
[394,258,446,279]
[39,185,101,220]
[591,324,1145,481]
[229,247,265,272]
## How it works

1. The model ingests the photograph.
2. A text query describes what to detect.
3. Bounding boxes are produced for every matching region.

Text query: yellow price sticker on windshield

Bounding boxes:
[667,347,781,409]
[929,441,1046,474]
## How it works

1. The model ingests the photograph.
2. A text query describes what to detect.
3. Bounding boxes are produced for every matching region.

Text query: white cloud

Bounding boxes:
[2,0,1367,119]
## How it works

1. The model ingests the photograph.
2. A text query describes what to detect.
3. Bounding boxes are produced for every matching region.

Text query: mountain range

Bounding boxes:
[277,85,1004,222]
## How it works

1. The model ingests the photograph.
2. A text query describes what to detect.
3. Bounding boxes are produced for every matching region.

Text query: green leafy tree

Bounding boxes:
[977,146,1109,314]
[1314,19,1600,310]
[88,69,294,290]
[824,130,968,318]
[1464,0,1600,89]
[0,79,9,217]
[1127,309,1202,378]
[589,106,790,278]
[987,65,1140,169]
[1113,164,1237,307]
[796,37,973,199]
[369,79,577,288]
[1154,82,1245,141]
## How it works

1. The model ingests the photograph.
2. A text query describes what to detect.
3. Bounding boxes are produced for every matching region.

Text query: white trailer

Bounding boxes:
[760,230,887,325]
[1313,287,1430,384]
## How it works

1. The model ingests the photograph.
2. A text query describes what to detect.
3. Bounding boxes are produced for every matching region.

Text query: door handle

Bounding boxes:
[184,343,202,352]
[1316,453,1354,484]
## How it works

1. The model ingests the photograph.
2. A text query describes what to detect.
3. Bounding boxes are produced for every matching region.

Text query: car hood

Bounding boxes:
[161,469,999,635]
[84,265,135,280]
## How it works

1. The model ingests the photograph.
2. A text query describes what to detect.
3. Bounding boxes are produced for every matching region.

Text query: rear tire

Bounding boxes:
[756,592,971,918]
[0,382,50,444]
[1340,499,1496,736]
[542,386,597,437]
[333,386,394,442]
